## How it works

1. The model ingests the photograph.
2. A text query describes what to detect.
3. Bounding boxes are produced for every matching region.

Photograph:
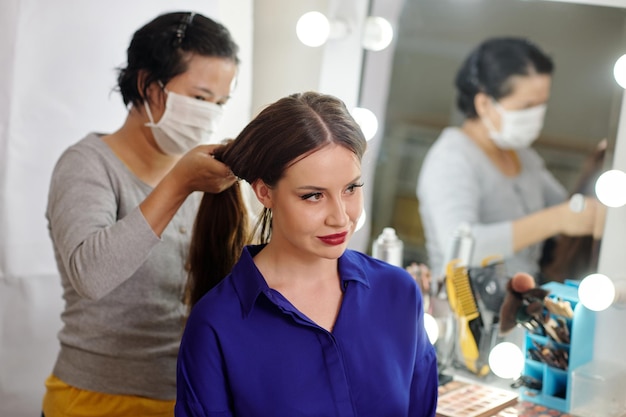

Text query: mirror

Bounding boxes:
[370,0,626,281]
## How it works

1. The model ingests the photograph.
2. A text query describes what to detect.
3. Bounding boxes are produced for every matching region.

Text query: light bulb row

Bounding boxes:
[296,11,393,51]
[295,11,392,142]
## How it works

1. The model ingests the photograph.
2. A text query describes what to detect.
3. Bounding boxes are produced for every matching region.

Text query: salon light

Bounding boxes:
[296,11,350,48]
[296,12,330,47]
[423,313,439,344]
[488,342,524,379]
[577,273,626,312]
[362,16,393,51]
[613,54,626,89]
[595,169,626,208]
[351,107,378,140]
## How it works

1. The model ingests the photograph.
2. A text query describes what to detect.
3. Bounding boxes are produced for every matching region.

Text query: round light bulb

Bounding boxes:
[423,313,439,344]
[355,208,367,232]
[578,273,615,311]
[362,16,393,51]
[595,169,626,208]
[614,54,626,89]
[488,342,524,379]
[351,107,378,140]
[296,11,330,47]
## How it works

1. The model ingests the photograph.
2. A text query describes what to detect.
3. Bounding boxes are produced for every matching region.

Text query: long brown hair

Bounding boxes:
[186,91,367,307]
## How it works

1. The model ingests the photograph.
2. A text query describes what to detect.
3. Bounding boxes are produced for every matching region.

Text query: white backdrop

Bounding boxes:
[0,1,252,415]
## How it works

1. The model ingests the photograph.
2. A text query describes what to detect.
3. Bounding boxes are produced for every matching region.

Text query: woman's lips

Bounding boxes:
[318,231,348,246]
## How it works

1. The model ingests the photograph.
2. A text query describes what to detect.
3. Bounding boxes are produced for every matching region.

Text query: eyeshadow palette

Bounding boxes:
[493,400,576,417]
[437,380,519,417]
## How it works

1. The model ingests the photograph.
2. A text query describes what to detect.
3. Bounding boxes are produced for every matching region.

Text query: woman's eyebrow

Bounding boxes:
[194,86,231,101]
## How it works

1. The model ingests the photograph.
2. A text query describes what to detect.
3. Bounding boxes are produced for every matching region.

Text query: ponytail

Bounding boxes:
[186,179,250,308]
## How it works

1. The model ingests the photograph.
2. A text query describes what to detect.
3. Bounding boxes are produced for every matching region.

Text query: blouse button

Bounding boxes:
[179,226,187,234]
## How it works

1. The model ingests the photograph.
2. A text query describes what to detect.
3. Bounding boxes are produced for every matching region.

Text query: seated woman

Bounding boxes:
[175,92,439,417]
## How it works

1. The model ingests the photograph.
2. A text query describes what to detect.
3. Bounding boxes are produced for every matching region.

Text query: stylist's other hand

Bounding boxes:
[172,144,237,194]
[559,196,599,236]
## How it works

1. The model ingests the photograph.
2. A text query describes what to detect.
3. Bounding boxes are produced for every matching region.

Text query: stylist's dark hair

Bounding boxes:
[185,91,367,307]
[116,11,239,107]
[455,37,554,118]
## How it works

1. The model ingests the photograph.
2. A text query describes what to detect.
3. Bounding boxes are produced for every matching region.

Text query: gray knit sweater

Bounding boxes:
[417,127,567,278]
[46,133,200,400]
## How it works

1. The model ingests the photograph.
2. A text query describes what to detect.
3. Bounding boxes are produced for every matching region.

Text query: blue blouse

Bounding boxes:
[175,245,438,417]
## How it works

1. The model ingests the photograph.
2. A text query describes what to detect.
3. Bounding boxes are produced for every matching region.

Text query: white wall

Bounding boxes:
[0,1,252,416]
[252,0,327,113]
[595,91,626,363]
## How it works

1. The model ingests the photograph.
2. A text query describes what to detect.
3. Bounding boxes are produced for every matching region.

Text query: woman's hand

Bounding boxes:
[172,144,238,195]
[140,144,238,237]
[558,195,599,237]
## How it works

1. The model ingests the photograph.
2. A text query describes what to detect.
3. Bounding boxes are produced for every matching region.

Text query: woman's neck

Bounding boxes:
[461,119,521,177]
[102,107,180,187]
[253,241,340,289]
[254,241,343,332]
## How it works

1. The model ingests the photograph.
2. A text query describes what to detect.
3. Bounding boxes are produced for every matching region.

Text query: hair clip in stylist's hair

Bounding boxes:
[174,12,196,46]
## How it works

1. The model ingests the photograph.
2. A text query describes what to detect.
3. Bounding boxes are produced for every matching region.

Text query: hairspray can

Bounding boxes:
[372,227,404,268]
[434,222,474,299]
[442,222,474,272]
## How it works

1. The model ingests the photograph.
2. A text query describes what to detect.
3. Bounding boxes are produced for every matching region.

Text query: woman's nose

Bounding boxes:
[325,197,349,227]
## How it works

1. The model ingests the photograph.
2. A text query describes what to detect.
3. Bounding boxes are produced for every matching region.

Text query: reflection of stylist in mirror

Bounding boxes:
[417,37,599,283]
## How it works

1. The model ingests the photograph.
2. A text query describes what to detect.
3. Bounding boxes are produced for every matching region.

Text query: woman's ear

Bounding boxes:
[251,179,273,209]
[137,70,149,100]
[474,92,492,118]
[138,71,163,105]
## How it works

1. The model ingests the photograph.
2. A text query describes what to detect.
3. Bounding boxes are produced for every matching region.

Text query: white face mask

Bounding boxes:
[144,88,224,155]
[482,101,547,150]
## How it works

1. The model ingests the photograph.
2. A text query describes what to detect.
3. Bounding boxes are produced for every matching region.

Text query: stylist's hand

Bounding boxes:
[172,144,238,194]
[558,196,599,237]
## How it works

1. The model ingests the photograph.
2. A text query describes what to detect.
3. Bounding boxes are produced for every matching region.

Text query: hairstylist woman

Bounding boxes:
[42,11,239,417]
[417,37,598,282]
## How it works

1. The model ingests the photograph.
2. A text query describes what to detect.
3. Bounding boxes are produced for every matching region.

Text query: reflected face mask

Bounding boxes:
[482,101,547,150]
[144,88,224,155]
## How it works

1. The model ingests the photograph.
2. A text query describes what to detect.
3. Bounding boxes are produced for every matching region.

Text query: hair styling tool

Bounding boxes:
[446,259,490,376]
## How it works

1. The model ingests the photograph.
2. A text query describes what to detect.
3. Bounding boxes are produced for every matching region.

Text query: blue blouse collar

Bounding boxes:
[231,244,370,317]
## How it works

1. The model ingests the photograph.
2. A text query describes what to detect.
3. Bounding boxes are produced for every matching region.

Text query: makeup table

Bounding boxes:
[436,378,579,417]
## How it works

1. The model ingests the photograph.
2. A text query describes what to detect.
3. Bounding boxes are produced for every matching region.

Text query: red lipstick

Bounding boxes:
[318,231,348,246]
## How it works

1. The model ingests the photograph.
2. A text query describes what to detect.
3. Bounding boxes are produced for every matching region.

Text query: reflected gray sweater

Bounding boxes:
[46,133,199,400]
[417,127,567,278]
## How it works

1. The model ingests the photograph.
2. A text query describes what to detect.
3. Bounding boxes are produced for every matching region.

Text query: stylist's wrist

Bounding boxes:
[549,202,572,236]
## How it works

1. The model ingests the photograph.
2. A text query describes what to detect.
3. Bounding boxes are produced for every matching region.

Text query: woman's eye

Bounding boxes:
[301,192,323,201]
[346,183,364,194]
[194,95,207,101]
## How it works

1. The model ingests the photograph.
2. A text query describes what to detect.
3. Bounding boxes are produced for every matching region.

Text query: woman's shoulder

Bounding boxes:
[54,133,114,169]
[52,133,134,185]
[341,250,417,287]
[434,127,473,147]
[187,274,239,322]
[419,127,480,186]
[517,147,547,169]
[424,127,477,163]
